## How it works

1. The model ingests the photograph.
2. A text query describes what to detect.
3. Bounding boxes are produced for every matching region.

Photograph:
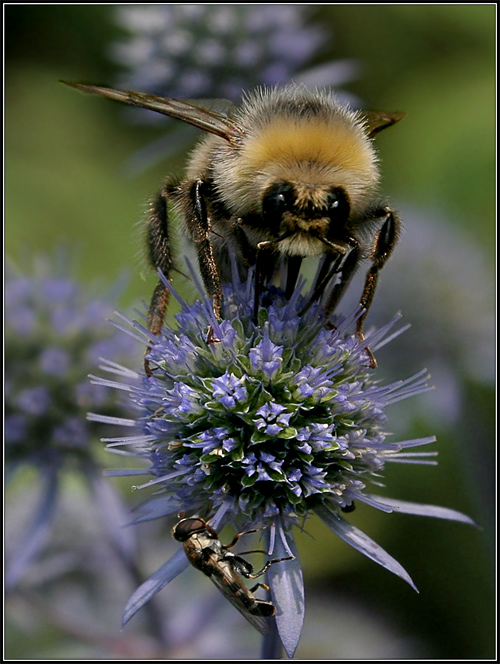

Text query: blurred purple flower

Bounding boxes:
[344,209,495,426]
[112,5,356,99]
[5,250,140,589]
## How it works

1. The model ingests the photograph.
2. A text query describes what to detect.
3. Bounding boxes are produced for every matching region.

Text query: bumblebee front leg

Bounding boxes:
[254,231,293,318]
[324,243,362,316]
[357,207,401,368]
[184,179,222,321]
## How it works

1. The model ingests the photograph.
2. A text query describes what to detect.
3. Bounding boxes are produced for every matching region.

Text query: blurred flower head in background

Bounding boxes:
[349,209,495,427]
[112,5,356,100]
[109,4,358,170]
[92,273,474,657]
[5,249,140,589]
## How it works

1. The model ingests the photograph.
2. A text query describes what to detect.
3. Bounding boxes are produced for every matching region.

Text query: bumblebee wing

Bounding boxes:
[62,82,244,142]
[209,561,273,635]
[359,110,407,138]
[184,98,236,115]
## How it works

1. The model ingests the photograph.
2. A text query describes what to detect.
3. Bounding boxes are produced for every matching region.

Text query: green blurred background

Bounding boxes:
[5,5,495,659]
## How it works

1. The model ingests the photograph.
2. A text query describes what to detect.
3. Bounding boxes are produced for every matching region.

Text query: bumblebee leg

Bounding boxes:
[184,179,222,321]
[253,245,273,319]
[356,208,401,368]
[300,253,344,315]
[253,249,263,319]
[144,187,175,375]
[324,244,362,316]
[254,231,293,318]
[313,254,339,297]
[285,255,303,299]
[220,218,256,282]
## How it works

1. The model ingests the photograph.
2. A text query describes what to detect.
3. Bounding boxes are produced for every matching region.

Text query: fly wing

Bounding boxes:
[61,82,244,142]
[208,558,274,635]
[359,110,406,138]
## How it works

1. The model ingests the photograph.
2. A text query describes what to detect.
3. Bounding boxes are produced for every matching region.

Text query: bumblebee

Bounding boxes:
[64,82,404,368]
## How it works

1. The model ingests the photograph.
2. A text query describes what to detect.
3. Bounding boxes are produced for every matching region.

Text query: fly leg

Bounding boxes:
[244,555,295,579]
[226,524,295,578]
[299,252,344,315]
[224,523,274,549]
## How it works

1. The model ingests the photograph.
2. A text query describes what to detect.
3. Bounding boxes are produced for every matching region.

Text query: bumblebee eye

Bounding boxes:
[262,182,295,220]
[327,187,350,221]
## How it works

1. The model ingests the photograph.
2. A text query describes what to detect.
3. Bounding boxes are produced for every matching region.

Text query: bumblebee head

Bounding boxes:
[210,88,382,223]
[259,179,352,256]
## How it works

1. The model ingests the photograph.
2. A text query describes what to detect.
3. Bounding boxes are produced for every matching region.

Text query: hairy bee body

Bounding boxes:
[172,87,380,271]
[64,81,405,369]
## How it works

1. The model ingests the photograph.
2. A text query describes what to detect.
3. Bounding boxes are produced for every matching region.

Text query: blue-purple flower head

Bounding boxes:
[5,257,138,468]
[112,5,356,101]
[5,253,141,590]
[95,273,474,657]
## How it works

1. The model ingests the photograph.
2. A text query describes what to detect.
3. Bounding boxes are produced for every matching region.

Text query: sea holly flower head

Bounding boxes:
[94,273,475,657]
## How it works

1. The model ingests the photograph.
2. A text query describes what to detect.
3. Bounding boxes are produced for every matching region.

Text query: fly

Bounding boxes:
[171,515,294,634]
